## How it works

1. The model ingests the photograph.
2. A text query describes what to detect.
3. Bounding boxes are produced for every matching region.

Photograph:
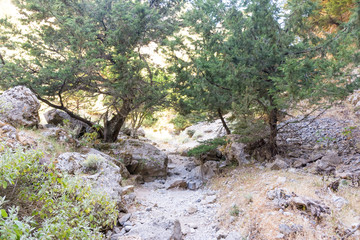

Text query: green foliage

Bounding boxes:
[167,0,232,119]
[170,114,192,132]
[232,118,268,144]
[0,0,182,142]
[0,147,42,189]
[79,132,100,148]
[142,114,159,128]
[168,0,358,156]
[0,147,118,239]
[229,204,240,217]
[309,0,355,31]
[170,112,207,132]
[0,197,35,240]
[187,137,227,157]
[342,126,356,138]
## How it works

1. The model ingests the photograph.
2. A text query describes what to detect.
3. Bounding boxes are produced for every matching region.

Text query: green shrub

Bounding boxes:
[142,114,158,128]
[170,114,191,132]
[233,119,268,144]
[230,204,240,217]
[187,137,227,157]
[0,146,118,239]
[0,197,35,240]
[186,129,195,138]
[170,112,207,133]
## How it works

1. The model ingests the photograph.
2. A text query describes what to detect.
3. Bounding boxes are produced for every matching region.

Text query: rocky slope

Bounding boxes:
[1,86,360,239]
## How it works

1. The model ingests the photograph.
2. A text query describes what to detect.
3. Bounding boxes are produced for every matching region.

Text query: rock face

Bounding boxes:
[44,109,91,137]
[102,140,168,182]
[222,135,248,165]
[0,120,20,148]
[0,86,40,127]
[270,156,290,170]
[267,188,331,219]
[0,120,37,149]
[56,151,129,199]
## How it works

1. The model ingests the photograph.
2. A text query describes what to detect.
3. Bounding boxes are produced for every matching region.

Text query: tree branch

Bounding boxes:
[0,53,5,65]
[28,86,99,131]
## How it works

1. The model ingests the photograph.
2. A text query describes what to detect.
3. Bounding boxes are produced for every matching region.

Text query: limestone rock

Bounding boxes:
[0,120,20,149]
[222,134,248,165]
[332,196,348,208]
[279,224,293,235]
[0,120,37,149]
[321,151,342,165]
[170,219,182,240]
[44,109,91,137]
[109,139,168,182]
[84,148,130,178]
[56,152,126,198]
[0,86,40,127]
[166,179,188,190]
[270,156,290,170]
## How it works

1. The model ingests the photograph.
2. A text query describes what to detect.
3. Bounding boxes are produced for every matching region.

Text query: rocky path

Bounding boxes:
[115,153,222,240]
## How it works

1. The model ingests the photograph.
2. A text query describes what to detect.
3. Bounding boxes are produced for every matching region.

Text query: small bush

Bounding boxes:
[82,154,104,173]
[170,114,191,132]
[187,137,227,157]
[79,132,99,147]
[230,204,240,217]
[0,146,118,239]
[170,112,207,133]
[142,114,158,128]
[186,129,195,138]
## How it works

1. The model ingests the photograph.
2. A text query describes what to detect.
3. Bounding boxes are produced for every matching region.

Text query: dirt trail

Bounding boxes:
[119,152,222,240]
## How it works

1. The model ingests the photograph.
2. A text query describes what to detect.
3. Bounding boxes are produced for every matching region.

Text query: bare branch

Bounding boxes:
[0,53,5,65]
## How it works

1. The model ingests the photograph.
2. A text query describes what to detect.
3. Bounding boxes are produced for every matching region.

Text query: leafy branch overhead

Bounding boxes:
[0,0,182,142]
[167,0,360,156]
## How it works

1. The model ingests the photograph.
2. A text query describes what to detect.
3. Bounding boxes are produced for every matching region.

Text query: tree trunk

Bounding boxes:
[268,106,278,157]
[218,108,231,135]
[104,115,127,142]
[104,100,132,142]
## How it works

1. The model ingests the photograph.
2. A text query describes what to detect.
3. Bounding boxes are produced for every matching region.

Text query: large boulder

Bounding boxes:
[44,109,91,137]
[106,139,168,182]
[0,86,40,127]
[56,151,130,199]
[222,135,248,165]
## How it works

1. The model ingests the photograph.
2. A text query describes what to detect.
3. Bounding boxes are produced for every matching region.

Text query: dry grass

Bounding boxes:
[19,128,75,157]
[210,166,360,240]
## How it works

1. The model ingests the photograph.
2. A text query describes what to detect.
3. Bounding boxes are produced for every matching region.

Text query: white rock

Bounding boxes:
[0,86,40,127]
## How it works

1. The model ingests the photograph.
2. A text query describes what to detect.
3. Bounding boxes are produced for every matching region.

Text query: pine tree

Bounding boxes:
[0,0,181,142]
[167,0,233,134]
[169,0,358,157]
